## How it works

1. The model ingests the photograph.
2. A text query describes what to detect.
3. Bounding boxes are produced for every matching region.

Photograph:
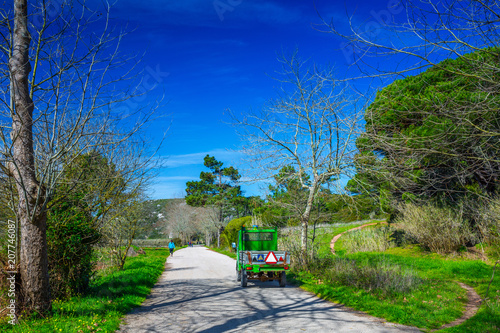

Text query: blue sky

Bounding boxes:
[95,0,406,199]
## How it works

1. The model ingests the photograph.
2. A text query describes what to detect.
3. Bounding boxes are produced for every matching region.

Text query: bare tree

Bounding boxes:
[69,137,158,271]
[233,53,364,264]
[165,200,206,244]
[0,1,159,314]
[4,0,51,313]
[325,0,500,82]
[190,205,221,246]
[105,197,147,270]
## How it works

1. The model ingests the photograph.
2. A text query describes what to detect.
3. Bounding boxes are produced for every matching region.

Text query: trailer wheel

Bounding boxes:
[279,271,286,287]
[236,269,241,282]
[241,270,248,287]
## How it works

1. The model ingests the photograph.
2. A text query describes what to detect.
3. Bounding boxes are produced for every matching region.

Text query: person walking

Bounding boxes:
[168,240,176,257]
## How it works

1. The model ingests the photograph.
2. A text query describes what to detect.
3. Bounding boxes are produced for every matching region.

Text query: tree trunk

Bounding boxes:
[205,231,210,246]
[217,204,223,247]
[300,185,317,266]
[300,216,308,266]
[10,0,51,314]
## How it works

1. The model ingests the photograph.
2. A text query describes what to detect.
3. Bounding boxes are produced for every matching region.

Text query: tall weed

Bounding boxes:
[396,203,475,253]
[311,256,424,295]
[279,228,309,269]
[341,226,395,254]
[478,197,500,259]
[278,227,327,269]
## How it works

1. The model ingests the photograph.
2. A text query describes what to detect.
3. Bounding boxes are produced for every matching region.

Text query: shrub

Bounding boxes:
[396,203,475,253]
[171,237,182,247]
[132,238,169,247]
[311,256,424,295]
[221,216,251,248]
[278,227,326,269]
[278,228,303,267]
[47,201,100,299]
[478,197,500,258]
[341,226,395,254]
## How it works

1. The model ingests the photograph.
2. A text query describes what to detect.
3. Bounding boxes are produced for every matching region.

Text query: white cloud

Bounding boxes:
[162,149,243,168]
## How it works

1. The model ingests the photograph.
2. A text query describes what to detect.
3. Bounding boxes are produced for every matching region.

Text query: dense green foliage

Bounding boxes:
[186,155,242,207]
[221,216,252,247]
[185,155,254,220]
[254,166,310,227]
[46,151,148,297]
[254,166,336,227]
[325,194,383,222]
[46,153,112,299]
[47,199,99,299]
[352,48,500,211]
[255,166,384,227]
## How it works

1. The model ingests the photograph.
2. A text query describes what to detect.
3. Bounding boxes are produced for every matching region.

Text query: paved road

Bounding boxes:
[118,247,420,333]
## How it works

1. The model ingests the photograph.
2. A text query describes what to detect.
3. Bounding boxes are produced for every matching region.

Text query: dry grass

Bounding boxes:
[478,197,500,259]
[340,226,395,254]
[310,256,424,295]
[396,203,475,253]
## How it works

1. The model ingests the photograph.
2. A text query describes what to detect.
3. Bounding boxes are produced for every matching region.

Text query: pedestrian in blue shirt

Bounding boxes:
[168,240,175,257]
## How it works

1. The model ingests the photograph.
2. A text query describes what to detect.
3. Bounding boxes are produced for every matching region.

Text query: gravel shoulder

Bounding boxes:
[118,246,421,333]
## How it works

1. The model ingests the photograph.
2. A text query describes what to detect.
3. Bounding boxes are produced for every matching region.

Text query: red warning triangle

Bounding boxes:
[278,256,283,262]
[265,251,278,264]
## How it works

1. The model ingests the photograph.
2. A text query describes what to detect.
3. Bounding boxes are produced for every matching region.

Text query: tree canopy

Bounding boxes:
[352,48,500,210]
[185,155,243,209]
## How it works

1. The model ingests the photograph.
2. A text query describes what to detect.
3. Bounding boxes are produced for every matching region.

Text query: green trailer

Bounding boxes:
[233,226,290,287]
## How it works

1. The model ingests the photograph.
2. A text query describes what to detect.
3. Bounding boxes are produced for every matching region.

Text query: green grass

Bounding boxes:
[291,249,500,331]
[209,246,237,259]
[332,223,387,253]
[0,248,169,332]
[336,225,394,254]
[318,221,387,253]
[289,269,465,329]
[290,223,500,332]
[439,300,500,333]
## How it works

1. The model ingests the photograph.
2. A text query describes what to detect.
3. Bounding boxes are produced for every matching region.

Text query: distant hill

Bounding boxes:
[137,198,184,239]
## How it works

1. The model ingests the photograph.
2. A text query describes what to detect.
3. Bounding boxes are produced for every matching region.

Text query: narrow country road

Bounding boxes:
[118,247,420,333]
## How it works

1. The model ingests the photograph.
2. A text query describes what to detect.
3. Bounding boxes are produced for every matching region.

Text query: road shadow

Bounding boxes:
[119,277,417,333]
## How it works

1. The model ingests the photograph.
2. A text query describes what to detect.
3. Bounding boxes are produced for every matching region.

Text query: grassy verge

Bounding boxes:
[334,224,393,255]
[290,225,500,332]
[312,220,387,256]
[131,239,169,247]
[209,247,237,259]
[0,248,169,332]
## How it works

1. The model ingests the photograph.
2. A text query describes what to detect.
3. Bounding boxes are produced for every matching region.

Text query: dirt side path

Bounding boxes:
[329,223,482,330]
[118,246,420,333]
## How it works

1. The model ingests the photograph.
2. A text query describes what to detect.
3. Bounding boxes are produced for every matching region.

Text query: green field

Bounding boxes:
[287,223,500,332]
[0,248,170,333]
